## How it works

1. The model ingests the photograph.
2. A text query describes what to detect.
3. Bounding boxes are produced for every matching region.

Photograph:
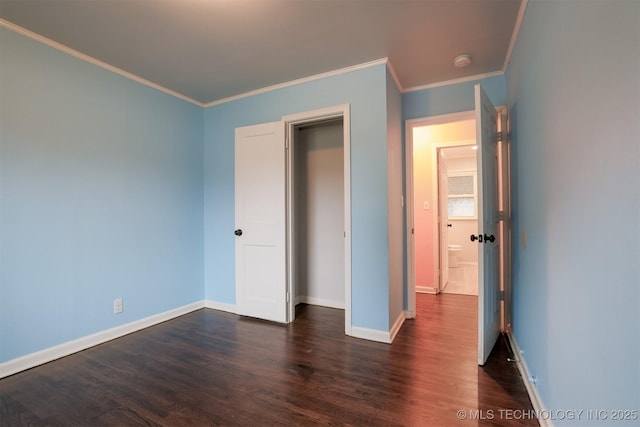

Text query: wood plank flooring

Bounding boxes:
[0,294,537,426]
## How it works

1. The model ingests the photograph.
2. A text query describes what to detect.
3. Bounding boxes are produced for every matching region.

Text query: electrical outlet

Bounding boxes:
[114,298,123,314]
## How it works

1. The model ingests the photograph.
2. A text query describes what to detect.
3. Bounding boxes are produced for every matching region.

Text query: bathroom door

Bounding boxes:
[475,84,501,365]
[437,149,449,292]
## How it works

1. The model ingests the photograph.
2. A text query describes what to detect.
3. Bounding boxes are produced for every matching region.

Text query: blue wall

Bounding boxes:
[386,69,404,326]
[507,1,640,422]
[5,7,638,417]
[0,28,204,362]
[403,75,506,121]
[204,65,392,331]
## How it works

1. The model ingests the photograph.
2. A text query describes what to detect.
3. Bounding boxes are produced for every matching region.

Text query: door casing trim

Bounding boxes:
[282,104,352,336]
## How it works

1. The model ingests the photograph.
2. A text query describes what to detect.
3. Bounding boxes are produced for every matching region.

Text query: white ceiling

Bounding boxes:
[0,0,523,105]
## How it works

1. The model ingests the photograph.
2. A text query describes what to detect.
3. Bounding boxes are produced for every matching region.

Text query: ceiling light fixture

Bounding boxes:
[454,54,472,68]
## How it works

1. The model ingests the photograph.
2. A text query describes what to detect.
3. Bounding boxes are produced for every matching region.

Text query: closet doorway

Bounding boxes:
[234,104,351,334]
[284,105,352,335]
[291,119,345,309]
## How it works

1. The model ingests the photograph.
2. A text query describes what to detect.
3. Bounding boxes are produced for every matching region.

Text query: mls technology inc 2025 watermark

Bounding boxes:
[455,409,638,422]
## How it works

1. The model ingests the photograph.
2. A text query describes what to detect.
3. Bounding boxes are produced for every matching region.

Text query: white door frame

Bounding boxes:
[405,108,511,332]
[433,142,476,293]
[405,111,475,317]
[282,104,352,336]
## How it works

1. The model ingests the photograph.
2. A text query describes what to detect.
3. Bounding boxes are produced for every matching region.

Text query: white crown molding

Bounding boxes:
[503,0,529,73]
[0,301,205,379]
[204,58,389,108]
[0,19,204,107]
[2,15,522,108]
[403,70,505,94]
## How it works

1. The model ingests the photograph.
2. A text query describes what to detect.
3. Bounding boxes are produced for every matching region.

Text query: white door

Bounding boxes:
[475,84,501,365]
[235,121,287,323]
[437,149,449,292]
[498,110,512,332]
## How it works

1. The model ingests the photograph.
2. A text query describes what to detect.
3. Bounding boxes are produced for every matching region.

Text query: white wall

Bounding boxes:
[293,122,345,309]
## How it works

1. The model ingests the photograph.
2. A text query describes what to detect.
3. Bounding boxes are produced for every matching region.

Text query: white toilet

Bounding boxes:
[448,244,463,268]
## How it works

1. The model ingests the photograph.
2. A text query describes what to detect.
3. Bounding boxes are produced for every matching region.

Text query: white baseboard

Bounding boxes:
[296,296,345,310]
[0,301,204,379]
[1,298,409,378]
[204,300,237,314]
[416,286,438,294]
[389,311,405,343]
[506,331,551,427]
[405,310,416,319]
[351,325,391,343]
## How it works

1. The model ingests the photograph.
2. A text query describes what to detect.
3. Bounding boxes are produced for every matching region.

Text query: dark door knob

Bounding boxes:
[447,223,452,228]
[483,234,495,243]
[234,229,243,236]
[470,234,479,242]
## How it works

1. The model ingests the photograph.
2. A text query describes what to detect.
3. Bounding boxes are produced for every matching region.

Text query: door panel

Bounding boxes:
[475,85,501,365]
[235,121,287,323]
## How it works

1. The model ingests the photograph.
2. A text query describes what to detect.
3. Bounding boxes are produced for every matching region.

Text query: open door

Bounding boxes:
[498,109,512,332]
[475,85,501,365]
[437,149,449,292]
[235,121,287,323]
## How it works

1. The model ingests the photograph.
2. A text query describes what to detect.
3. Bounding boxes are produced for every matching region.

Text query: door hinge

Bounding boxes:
[285,136,289,149]
[497,131,503,142]
[498,211,505,221]
[286,291,290,303]
[500,290,505,300]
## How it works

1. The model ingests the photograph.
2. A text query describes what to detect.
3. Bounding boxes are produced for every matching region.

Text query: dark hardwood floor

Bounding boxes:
[1,294,537,426]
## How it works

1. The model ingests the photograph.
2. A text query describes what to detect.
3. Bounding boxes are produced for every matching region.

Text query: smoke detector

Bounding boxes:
[454,54,472,68]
